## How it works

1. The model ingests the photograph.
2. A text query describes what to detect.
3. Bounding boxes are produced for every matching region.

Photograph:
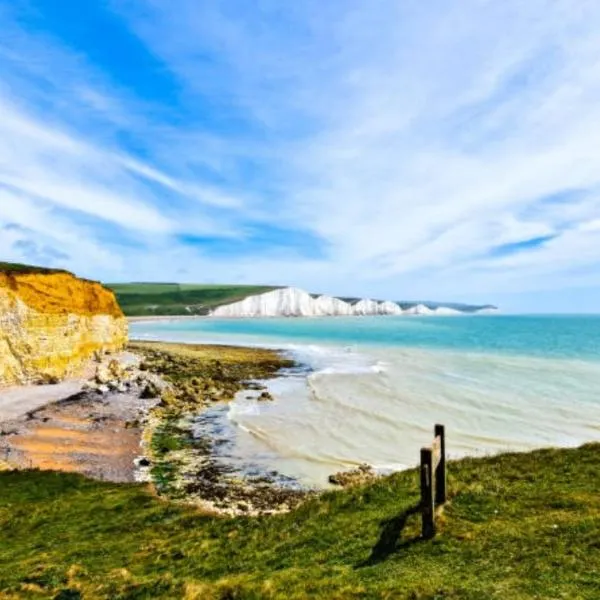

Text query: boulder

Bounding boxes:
[328,463,377,487]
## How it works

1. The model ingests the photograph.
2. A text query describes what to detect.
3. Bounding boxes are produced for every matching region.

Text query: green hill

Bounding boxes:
[106,283,280,316]
[1,444,598,599]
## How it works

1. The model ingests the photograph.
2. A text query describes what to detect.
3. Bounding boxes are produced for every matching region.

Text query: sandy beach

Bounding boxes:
[0,352,163,481]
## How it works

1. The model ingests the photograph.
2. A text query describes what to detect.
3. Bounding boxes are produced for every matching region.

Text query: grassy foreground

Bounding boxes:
[107,283,279,316]
[1,444,598,599]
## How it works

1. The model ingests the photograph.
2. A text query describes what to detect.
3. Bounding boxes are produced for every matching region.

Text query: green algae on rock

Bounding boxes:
[129,341,309,515]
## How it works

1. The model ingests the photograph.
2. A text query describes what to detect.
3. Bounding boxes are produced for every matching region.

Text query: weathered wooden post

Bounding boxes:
[434,424,446,504]
[420,447,435,538]
[420,424,447,538]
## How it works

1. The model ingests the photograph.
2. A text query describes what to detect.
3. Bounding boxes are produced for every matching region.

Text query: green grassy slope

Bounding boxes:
[1,444,598,599]
[106,283,280,316]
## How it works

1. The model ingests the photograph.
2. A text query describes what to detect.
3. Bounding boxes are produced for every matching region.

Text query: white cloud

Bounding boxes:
[2,0,600,308]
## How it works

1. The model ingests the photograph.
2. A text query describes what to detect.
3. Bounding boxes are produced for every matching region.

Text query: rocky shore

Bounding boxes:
[129,341,314,516]
[0,341,319,515]
[1,340,383,516]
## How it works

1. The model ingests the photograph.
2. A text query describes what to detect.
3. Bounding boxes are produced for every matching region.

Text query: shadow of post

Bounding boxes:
[356,503,423,568]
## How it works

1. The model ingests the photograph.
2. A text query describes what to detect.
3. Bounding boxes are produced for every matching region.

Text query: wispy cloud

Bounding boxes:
[2,0,600,308]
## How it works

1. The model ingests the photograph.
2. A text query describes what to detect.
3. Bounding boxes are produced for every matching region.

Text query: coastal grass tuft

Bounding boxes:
[1,443,599,598]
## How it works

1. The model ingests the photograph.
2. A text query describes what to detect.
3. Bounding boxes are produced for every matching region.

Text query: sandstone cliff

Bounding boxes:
[0,267,127,386]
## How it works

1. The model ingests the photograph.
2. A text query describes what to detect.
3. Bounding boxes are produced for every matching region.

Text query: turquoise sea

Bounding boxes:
[131,315,600,487]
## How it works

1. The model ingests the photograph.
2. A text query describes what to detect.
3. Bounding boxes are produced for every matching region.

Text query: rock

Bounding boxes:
[258,391,273,401]
[95,364,111,384]
[96,384,109,395]
[246,382,266,391]
[138,457,150,467]
[36,373,61,385]
[328,463,377,487]
[140,381,160,399]
[108,358,124,379]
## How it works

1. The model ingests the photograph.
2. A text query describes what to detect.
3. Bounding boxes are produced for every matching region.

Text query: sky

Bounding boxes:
[1,1,600,312]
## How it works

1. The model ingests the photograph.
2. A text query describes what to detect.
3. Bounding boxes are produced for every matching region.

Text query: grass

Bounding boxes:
[106,283,280,316]
[1,443,598,599]
[0,262,71,276]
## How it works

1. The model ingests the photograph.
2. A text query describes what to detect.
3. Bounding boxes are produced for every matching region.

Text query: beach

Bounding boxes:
[4,313,600,509]
[0,341,312,514]
[0,351,163,481]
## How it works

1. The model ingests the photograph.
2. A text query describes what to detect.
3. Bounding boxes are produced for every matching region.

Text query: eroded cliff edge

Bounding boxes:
[0,267,127,386]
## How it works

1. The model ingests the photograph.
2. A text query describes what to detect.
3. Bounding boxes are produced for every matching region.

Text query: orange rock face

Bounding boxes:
[0,271,127,386]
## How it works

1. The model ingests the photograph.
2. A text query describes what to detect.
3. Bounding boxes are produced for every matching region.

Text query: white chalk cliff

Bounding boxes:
[378,301,404,315]
[403,303,434,315]
[210,287,312,317]
[351,299,380,316]
[314,295,354,316]
[210,287,407,318]
[209,287,485,318]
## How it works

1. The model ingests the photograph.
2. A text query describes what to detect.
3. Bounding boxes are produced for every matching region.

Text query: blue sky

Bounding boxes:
[1,1,600,312]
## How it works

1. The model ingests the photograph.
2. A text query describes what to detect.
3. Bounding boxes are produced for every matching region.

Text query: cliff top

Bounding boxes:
[0,261,72,276]
[0,262,123,317]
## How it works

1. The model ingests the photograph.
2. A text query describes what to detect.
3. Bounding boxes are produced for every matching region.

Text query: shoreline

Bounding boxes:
[129,341,314,515]
[126,322,600,487]
[0,340,317,515]
[128,315,208,323]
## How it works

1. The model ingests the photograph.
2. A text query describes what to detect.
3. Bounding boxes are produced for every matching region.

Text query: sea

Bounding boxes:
[130,315,600,488]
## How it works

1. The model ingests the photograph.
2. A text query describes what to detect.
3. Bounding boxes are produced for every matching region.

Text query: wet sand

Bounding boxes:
[0,379,90,422]
[0,354,162,482]
[0,389,159,481]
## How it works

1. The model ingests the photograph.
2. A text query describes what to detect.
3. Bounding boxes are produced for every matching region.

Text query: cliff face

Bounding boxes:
[210,287,318,317]
[208,287,488,319]
[210,287,405,318]
[0,270,127,386]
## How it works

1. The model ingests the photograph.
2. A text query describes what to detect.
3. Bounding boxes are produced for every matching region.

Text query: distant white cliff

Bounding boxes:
[210,287,404,318]
[211,287,398,318]
[314,295,354,316]
[209,287,488,318]
[210,287,315,317]
[352,299,381,316]
[378,301,404,315]
[403,303,434,315]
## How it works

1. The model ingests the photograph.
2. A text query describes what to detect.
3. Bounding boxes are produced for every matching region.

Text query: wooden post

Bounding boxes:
[434,424,446,504]
[420,447,435,538]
